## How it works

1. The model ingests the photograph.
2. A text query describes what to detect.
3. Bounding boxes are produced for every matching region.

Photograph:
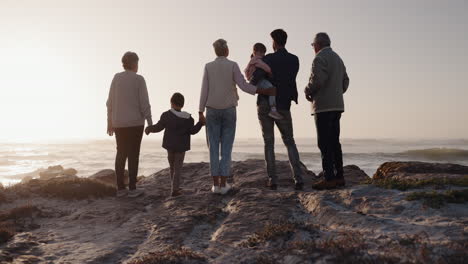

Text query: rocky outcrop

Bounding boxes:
[38,165,77,181]
[374,161,468,180]
[89,169,129,186]
[1,160,466,263]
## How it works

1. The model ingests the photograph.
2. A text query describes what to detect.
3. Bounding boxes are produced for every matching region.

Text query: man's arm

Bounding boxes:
[199,66,209,113]
[305,56,328,99]
[139,76,153,126]
[254,59,272,74]
[343,67,350,94]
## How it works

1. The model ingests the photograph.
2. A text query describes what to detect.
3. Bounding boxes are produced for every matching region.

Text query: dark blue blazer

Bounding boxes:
[258,48,299,110]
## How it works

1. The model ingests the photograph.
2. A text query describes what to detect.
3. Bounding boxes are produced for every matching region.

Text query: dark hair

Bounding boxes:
[253,43,267,54]
[270,29,287,47]
[314,32,331,47]
[171,92,185,107]
[122,51,139,70]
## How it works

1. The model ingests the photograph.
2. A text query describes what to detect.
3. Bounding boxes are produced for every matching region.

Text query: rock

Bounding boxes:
[373,161,468,180]
[1,160,466,263]
[89,169,128,186]
[39,165,64,180]
[63,168,77,177]
[21,176,34,184]
[38,165,78,181]
[317,165,370,185]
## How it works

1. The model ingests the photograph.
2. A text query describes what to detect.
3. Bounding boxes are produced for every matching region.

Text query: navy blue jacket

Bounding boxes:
[147,110,203,152]
[258,48,299,110]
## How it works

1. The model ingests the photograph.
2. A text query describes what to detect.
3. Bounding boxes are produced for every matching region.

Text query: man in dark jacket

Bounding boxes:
[305,32,349,190]
[145,93,204,196]
[258,29,303,191]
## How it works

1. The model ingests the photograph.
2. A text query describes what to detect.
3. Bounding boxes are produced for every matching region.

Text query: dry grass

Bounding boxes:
[241,221,298,248]
[127,248,206,264]
[363,176,468,191]
[0,204,42,244]
[406,189,468,208]
[7,177,116,200]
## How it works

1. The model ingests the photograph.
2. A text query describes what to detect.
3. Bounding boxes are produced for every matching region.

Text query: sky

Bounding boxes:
[0,0,467,142]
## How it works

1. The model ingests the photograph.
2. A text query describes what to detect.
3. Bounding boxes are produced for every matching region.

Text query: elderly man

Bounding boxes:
[258,29,303,191]
[199,39,274,195]
[305,33,350,190]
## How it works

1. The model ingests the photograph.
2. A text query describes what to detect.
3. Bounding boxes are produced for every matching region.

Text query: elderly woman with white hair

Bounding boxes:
[106,51,152,198]
[199,39,274,194]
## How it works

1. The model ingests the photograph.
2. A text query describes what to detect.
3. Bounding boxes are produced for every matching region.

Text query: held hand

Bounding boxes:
[199,112,206,125]
[107,124,114,136]
[145,127,151,135]
[304,87,314,102]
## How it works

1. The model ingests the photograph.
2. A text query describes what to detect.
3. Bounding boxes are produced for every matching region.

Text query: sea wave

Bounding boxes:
[399,148,468,160]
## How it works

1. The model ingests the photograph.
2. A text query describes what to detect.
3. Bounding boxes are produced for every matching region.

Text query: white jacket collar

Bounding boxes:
[170,108,191,119]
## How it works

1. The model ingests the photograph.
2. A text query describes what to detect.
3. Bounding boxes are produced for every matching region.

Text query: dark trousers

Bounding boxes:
[257,103,303,184]
[314,111,343,181]
[114,126,144,190]
[167,151,186,192]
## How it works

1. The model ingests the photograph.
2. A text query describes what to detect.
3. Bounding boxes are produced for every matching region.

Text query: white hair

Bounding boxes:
[213,39,228,56]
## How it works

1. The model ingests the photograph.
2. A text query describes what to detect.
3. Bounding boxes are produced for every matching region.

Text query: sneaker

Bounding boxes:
[312,179,338,190]
[268,111,283,120]
[211,185,221,194]
[219,184,232,195]
[127,189,144,198]
[116,189,128,198]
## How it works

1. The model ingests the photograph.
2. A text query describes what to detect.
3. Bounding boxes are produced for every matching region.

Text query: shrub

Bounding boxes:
[241,221,297,247]
[8,177,116,200]
[0,204,41,222]
[363,176,468,191]
[128,248,206,264]
[406,189,468,208]
[0,204,41,244]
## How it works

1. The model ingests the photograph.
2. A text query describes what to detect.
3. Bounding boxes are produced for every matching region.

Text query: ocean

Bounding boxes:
[1,138,468,186]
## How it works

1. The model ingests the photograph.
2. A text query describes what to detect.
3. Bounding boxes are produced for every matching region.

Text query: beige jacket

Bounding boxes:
[305,47,349,114]
[199,57,257,112]
[106,71,153,128]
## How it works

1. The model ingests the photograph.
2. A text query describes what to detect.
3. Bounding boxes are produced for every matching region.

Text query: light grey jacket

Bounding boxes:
[199,57,257,112]
[106,71,153,128]
[305,47,349,115]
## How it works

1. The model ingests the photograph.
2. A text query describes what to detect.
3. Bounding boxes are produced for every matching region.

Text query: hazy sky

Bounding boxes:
[0,0,467,142]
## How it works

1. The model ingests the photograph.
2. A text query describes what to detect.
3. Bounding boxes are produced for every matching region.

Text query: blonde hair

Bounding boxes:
[121,51,139,70]
[213,39,228,56]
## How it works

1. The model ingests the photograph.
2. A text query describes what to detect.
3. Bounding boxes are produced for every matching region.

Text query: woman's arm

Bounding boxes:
[233,63,257,94]
[106,75,116,136]
[138,76,153,126]
[199,66,209,113]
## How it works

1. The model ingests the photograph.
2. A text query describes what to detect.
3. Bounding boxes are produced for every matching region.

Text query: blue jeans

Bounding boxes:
[206,107,237,177]
[257,79,276,107]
